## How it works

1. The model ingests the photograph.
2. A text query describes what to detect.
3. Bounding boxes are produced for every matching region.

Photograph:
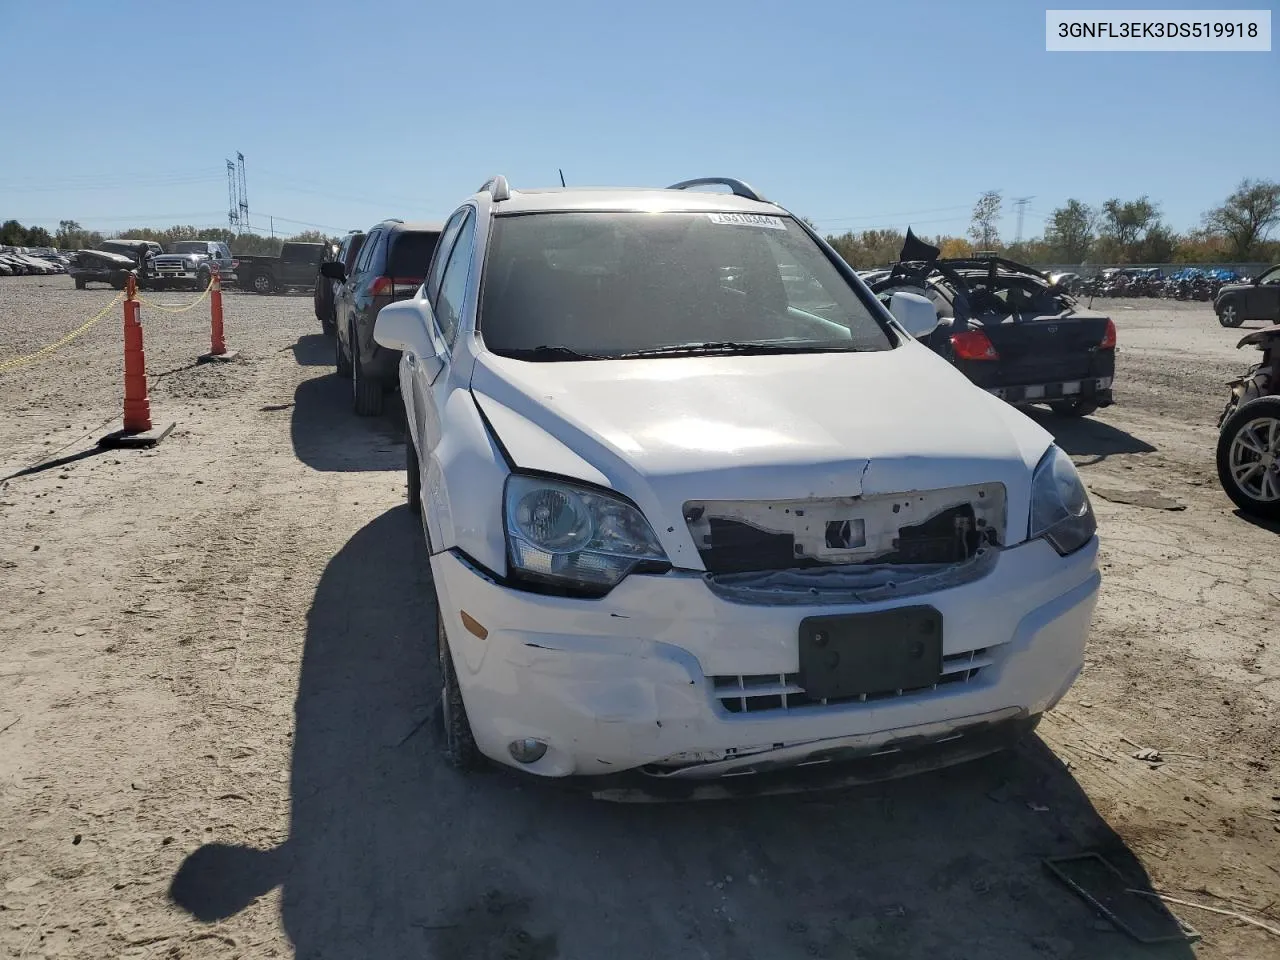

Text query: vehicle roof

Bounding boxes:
[370,220,444,234]
[482,186,788,217]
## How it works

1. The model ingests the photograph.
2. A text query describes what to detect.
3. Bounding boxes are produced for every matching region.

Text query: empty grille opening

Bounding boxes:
[712,648,991,714]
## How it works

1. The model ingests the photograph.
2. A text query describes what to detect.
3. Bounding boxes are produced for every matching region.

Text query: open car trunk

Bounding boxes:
[870,240,1115,408]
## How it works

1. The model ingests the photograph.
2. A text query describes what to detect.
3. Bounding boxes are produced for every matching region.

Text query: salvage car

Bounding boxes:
[67,239,161,290]
[371,176,1101,794]
[314,230,365,337]
[867,238,1115,417]
[1214,263,1280,328]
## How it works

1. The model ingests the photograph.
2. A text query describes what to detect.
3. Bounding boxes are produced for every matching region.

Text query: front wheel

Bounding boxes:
[251,272,275,295]
[73,276,86,290]
[1218,301,1243,327]
[334,325,352,379]
[438,612,481,771]
[1049,398,1100,418]
[1216,396,1280,520]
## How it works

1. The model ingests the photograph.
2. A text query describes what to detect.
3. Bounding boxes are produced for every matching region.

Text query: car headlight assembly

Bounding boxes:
[504,474,670,594]
[1029,446,1096,555]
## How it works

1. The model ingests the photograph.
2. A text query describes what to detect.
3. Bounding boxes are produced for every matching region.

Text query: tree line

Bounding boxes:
[827,178,1280,269]
[0,220,337,258]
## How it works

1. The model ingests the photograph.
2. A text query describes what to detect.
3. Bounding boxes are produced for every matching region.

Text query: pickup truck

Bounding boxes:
[234,242,326,294]
[149,240,237,291]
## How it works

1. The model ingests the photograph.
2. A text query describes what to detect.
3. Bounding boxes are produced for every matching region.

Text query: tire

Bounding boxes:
[73,277,86,290]
[1216,396,1280,520]
[110,273,126,291]
[334,324,352,379]
[250,272,275,295]
[320,307,336,337]
[196,267,211,291]
[1049,398,1100,418]
[406,430,422,514]
[1217,301,1243,327]
[437,612,480,771]
[351,325,384,416]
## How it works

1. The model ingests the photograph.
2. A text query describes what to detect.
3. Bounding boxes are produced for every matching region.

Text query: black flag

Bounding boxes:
[899,227,941,264]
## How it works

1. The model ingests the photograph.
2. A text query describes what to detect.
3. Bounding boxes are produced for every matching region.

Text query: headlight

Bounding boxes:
[1029,446,1095,555]
[504,475,669,593]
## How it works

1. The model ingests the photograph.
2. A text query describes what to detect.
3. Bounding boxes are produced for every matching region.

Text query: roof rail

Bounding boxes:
[668,177,766,203]
[479,175,511,202]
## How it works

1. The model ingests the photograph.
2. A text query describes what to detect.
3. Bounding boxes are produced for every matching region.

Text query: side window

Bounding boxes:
[353,230,379,275]
[432,210,477,344]
[425,210,468,305]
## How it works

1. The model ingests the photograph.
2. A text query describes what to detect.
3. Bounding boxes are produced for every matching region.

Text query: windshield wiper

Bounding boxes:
[616,341,859,359]
[497,345,611,362]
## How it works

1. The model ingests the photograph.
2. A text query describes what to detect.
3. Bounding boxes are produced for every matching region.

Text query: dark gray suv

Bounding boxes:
[323,220,442,415]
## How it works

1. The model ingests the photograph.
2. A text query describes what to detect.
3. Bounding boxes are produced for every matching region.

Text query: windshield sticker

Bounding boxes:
[706,212,787,230]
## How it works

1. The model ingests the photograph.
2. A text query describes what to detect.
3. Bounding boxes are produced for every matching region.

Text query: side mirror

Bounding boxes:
[888,291,939,338]
[320,261,347,281]
[373,299,436,360]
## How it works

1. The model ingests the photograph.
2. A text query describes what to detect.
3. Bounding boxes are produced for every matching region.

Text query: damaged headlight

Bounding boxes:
[503,474,670,593]
[1029,446,1096,555]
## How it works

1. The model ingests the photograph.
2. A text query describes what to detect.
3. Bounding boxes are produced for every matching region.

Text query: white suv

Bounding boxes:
[374,176,1100,793]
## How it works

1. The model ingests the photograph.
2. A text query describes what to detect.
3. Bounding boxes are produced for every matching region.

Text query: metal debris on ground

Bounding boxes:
[1090,488,1186,511]
[1043,854,1198,944]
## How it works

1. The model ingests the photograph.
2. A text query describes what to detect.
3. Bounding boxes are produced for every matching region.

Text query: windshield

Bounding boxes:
[479,212,893,358]
[166,242,208,255]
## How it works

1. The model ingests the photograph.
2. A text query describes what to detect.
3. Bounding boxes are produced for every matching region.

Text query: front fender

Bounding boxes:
[425,385,509,574]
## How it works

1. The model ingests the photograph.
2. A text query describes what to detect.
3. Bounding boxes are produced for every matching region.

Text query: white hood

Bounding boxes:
[470,341,1052,567]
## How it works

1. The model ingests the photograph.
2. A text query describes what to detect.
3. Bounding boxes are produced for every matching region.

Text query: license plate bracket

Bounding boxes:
[798,607,942,700]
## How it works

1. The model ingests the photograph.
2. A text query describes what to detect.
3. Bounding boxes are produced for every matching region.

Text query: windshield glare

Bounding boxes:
[167,242,207,254]
[479,212,893,358]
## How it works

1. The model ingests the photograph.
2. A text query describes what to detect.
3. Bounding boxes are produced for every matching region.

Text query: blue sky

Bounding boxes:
[1,0,1275,241]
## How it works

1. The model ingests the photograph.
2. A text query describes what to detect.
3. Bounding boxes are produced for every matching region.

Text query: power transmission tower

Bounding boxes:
[1013,196,1034,244]
[226,161,239,232]
[236,152,249,233]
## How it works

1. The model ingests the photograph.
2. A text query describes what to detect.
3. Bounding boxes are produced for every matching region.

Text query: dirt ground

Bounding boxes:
[1,276,1277,960]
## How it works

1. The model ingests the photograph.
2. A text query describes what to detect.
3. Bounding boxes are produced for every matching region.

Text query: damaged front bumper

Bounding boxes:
[430,534,1099,782]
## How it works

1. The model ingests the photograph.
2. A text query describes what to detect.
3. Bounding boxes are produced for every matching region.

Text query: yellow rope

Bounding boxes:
[135,276,214,313]
[0,293,126,374]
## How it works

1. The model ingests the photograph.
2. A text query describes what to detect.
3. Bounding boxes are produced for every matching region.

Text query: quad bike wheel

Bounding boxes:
[1216,395,1280,520]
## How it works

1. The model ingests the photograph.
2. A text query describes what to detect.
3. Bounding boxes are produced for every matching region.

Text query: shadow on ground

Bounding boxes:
[169,500,1195,959]
[1025,408,1158,466]
[290,334,334,367]
[288,335,406,472]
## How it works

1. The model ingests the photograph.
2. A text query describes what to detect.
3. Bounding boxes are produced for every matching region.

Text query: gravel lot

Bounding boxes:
[0,276,1277,959]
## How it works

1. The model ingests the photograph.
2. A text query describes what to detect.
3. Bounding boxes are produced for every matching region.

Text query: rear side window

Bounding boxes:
[353,231,382,275]
[342,235,365,269]
[387,231,440,280]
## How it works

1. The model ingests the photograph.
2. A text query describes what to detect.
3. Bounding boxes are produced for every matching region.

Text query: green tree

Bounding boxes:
[1202,178,1280,260]
[825,229,905,269]
[968,191,1002,249]
[1044,200,1095,263]
[1099,196,1160,261]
